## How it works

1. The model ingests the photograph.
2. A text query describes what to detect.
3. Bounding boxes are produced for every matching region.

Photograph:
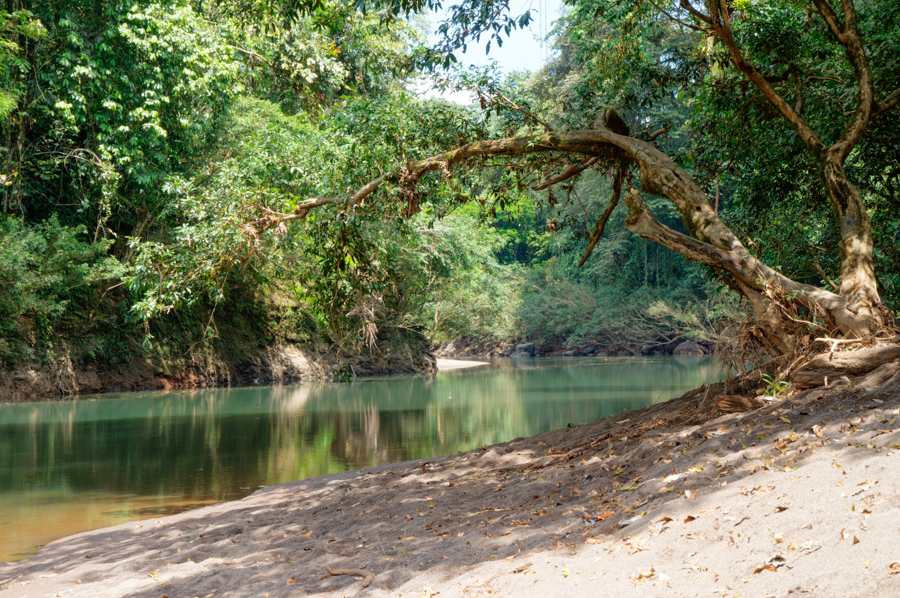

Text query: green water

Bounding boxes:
[0,355,722,561]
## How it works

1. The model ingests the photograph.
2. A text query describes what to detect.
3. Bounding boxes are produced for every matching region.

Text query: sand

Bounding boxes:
[2,370,899,598]
[435,359,491,371]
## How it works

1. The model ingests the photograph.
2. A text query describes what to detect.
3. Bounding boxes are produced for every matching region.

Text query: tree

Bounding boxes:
[250,0,899,356]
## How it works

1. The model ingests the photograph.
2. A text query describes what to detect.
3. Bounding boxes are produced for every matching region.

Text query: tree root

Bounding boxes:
[317,566,375,588]
[792,345,900,387]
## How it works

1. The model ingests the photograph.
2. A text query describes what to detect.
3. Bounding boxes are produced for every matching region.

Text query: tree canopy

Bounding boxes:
[1,0,898,370]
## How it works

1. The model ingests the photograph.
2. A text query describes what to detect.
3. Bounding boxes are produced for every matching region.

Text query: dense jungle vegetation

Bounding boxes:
[0,0,898,377]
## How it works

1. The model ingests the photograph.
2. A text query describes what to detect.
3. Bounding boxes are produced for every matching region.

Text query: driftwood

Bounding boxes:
[714,395,766,414]
[317,566,375,588]
[792,345,900,387]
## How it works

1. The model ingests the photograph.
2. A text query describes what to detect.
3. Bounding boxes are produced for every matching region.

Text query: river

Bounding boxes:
[0,355,723,561]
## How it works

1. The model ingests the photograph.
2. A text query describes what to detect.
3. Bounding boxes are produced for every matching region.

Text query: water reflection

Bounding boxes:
[0,356,722,560]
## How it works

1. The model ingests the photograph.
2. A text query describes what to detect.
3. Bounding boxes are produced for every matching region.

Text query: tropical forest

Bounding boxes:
[1,0,900,594]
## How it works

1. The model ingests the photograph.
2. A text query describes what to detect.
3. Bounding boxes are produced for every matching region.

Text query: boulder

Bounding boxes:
[515,343,536,355]
[582,346,597,355]
[563,350,577,357]
[509,351,533,359]
[443,342,456,354]
[673,342,706,356]
[596,351,609,357]
[617,350,634,356]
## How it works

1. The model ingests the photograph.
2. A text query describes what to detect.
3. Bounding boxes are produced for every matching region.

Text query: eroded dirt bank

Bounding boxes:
[0,344,437,402]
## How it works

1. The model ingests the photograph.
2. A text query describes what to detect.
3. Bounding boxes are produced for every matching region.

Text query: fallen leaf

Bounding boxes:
[683,515,696,524]
[287,578,298,585]
[889,563,900,574]
[753,565,777,574]
[853,536,860,545]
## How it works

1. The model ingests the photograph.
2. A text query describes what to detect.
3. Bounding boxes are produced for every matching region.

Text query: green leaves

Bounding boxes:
[0,216,124,335]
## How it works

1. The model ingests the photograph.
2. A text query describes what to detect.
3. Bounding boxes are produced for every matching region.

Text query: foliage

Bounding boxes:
[675,0,900,307]
[0,9,45,122]
[3,0,900,375]
[418,208,523,343]
[0,216,125,361]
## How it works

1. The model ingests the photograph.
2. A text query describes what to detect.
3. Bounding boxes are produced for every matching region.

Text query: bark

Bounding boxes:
[791,345,900,387]
[683,0,892,332]
[259,125,878,344]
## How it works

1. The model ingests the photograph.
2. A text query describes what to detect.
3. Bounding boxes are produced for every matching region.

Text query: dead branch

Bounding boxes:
[532,157,598,190]
[577,165,624,268]
[480,91,553,133]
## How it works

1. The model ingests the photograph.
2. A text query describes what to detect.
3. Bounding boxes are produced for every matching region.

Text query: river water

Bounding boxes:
[0,355,723,561]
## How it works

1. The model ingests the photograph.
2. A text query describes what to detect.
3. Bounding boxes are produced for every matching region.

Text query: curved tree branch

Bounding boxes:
[577,165,623,268]
[874,87,900,117]
[810,0,874,161]
[688,0,826,156]
[250,123,875,336]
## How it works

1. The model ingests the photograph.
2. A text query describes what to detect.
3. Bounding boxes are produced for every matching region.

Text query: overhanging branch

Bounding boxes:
[577,165,623,268]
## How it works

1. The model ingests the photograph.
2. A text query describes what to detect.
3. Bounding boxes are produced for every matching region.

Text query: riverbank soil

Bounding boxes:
[2,363,900,597]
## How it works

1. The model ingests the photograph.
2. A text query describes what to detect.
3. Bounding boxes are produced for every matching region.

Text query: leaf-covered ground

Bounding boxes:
[2,367,899,597]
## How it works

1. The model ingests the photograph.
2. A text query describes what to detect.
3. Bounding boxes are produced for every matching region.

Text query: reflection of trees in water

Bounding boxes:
[0,358,725,505]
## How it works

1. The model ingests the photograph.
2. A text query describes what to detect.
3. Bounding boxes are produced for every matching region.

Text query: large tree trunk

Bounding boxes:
[682,0,893,339]
[822,156,881,327]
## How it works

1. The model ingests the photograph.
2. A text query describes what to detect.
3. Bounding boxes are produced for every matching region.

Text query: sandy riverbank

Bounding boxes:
[435,358,491,371]
[2,369,899,598]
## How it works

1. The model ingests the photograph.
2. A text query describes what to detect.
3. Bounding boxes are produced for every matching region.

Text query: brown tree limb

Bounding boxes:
[532,157,598,190]
[621,187,871,336]
[810,0,874,161]
[645,0,708,32]
[814,260,840,292]
[687,0,825,156]
[577,166,623,268]
[248,123,879,339]
[648,127,670,142]
[874,88,900,117]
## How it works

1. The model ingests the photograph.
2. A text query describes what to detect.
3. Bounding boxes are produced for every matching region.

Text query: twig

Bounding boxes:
[532,157,599,190]
[813,261,839,291]
[482,92,553,132]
